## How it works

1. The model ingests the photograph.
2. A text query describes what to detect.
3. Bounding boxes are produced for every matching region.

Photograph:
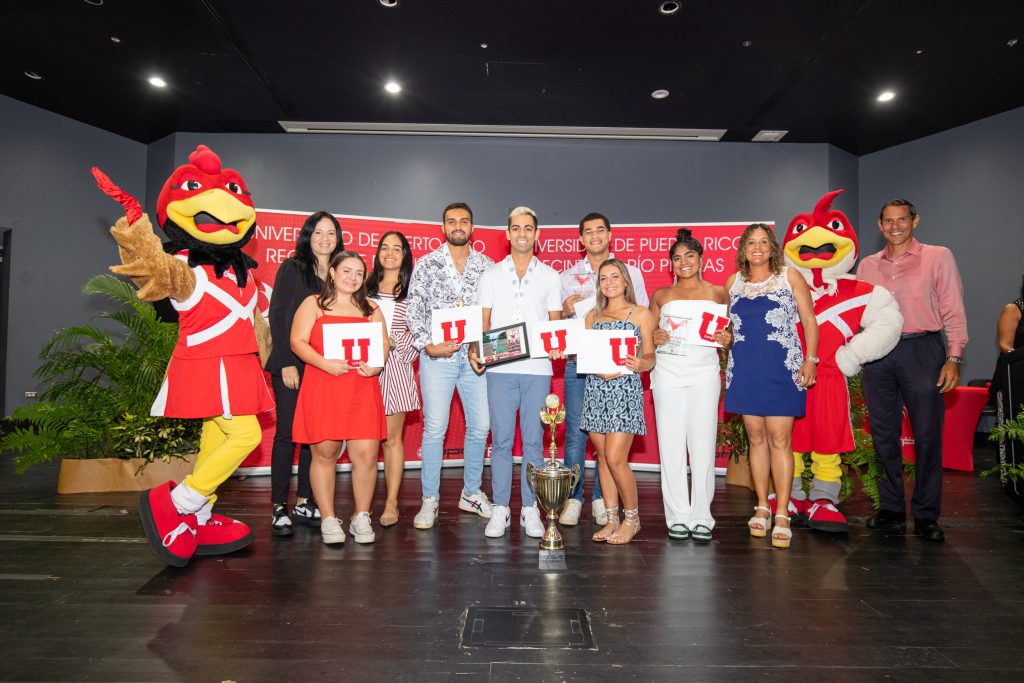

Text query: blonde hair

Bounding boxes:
[593,258,637,321]
[507,205,538,228]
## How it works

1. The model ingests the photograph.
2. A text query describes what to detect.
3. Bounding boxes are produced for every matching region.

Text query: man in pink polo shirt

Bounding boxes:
[856,199,967,542]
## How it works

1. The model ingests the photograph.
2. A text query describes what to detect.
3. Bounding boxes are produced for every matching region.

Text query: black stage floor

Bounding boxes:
[2,441,1023,682]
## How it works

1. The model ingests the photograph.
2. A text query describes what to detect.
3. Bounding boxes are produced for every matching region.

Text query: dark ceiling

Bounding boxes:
[3,0,1023,155]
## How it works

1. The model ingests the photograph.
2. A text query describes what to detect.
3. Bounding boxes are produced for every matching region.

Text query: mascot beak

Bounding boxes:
[165,188,256,245]
[784,225,855,270]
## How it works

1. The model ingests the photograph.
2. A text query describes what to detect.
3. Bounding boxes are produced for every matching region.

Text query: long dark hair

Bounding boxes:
[293,211,345,292]
[366,231,414,302]
[735,223,783,279]
[317,251,373,317]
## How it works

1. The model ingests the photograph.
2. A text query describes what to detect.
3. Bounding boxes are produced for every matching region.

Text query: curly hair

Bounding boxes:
[735,223,783,280]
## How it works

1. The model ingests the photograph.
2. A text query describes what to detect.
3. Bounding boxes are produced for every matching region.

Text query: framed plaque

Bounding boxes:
[476,322,530,367]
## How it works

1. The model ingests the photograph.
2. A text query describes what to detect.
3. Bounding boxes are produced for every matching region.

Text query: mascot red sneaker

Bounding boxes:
[92,145,273,566]
[782,190,902,532]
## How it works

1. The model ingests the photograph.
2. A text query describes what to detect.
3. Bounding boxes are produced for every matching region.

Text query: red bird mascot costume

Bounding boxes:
[779,190,902,532]
[93,145,274,566]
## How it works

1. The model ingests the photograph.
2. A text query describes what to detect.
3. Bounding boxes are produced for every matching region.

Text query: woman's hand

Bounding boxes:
[548,349,567,360]
[798,360,817,388]
[322,359,350,377]
[714,327,733,348]
[652,328,671,346]
[355,362,383,377]
[281,365,300,390]
[623,354,648,373]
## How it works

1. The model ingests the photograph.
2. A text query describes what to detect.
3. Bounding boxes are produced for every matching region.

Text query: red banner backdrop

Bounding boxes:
[238,209,762,475]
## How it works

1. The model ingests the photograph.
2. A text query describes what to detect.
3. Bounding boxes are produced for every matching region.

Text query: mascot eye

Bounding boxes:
[183,180,202,191]
[828,219,844,231]
[226,181,244,194]
[793,223,808,234]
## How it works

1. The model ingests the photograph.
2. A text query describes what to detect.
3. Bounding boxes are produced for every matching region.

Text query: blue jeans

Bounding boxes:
[419,351,490,500]
[564,359,602,503]
[487,373,550,507]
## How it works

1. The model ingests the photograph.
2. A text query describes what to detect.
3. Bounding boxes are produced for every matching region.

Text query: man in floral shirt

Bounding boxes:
[406,202,495,529]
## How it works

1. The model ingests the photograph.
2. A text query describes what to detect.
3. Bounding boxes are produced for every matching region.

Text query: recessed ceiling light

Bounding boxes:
[651,89,670,99]
[1009,38,1019,48]
[379,0,399,7]
[877,90,895,102]
[385,81,402,94]
[24,70,42,80]
[110,36,121,43]
[742,40,752,47]
[480,43,488,49]
[915,49,923,55]
[148,76,167,88]
[658,1,680,15]
[83,0,103,5]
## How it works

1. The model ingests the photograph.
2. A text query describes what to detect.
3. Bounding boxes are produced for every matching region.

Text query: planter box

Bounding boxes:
[57,454,195,494]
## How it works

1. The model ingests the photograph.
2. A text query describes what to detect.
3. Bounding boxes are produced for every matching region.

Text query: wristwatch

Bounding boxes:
[945,356,963,366]
[805,355,819,364]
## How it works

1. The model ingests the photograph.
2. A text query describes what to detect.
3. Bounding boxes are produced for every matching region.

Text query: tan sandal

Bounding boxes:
[380,502,399,528]
[748,505,771,538]
[607,507,640,545]
[771,514,792,549]
[592,507,620,542]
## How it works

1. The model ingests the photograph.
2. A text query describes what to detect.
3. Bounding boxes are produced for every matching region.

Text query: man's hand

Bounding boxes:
[425,341,460,358]
[468,346,486,374]
[936,361,960,393]
[281,365,300,390]
[562,294,583,318]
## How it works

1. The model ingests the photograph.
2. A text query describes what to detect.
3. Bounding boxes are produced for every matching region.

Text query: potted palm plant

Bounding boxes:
[1,275,200,492]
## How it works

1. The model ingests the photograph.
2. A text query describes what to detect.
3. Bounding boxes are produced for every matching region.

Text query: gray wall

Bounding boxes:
[4,90,1019,412]
[859,106,1024,383]
[0,95,147,414]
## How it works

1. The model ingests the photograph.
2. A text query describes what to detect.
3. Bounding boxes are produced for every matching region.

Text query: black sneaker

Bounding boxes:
[271,504,293,537]
[292,500,322,527]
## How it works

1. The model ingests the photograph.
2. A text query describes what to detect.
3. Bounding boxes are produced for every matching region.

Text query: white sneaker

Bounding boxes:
[592,498,608,525]
[349,511,375,544]
[559,499,583,526]
[485,505,511,538]
[521,505,545,538]
[413,497,439,529]
[458,490,493,518]
[320,516,346,545]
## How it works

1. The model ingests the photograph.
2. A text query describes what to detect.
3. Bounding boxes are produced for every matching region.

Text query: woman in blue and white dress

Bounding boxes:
[724,223,819,549]
[579,259,657,545]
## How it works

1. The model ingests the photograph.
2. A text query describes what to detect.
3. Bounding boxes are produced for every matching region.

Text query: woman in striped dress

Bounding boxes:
[367,231,420,527]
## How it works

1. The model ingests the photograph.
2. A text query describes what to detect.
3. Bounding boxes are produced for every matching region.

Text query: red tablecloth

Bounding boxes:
[900,386,990,471]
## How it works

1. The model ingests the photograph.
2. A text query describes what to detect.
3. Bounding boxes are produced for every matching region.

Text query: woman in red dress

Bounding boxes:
[291,251,389,545]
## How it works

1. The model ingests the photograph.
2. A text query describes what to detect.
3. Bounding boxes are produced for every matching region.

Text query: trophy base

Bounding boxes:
[538,549,567,571]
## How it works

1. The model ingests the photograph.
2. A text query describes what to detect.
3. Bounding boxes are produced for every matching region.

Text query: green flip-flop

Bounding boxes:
[668,524,691,540]
[691,524,713,542]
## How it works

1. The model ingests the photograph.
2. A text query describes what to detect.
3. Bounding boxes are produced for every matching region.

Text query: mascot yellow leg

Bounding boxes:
[139,415,262,567]
[804,451,848,533]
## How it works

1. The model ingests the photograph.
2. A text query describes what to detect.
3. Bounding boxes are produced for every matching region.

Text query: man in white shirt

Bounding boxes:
[473,206,563,538]
[406,202,495,529]
[559,212,649,525]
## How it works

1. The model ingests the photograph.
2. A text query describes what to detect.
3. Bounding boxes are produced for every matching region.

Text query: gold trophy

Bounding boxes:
[526,394,581,551]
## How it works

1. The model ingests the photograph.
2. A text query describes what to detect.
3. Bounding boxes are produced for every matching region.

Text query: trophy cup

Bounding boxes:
[526,394,581,551]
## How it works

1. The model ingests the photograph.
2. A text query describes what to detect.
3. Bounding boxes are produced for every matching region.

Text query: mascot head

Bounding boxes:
[156,145,256,246]
[783,189,858,291]
[156,145,259,286]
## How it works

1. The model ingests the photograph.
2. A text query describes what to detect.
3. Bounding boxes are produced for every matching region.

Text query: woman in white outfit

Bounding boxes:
[650,229,731,542]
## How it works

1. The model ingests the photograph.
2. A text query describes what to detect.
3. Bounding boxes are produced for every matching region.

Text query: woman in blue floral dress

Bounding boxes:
[723,224,819,550]
[579,259,657,545]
